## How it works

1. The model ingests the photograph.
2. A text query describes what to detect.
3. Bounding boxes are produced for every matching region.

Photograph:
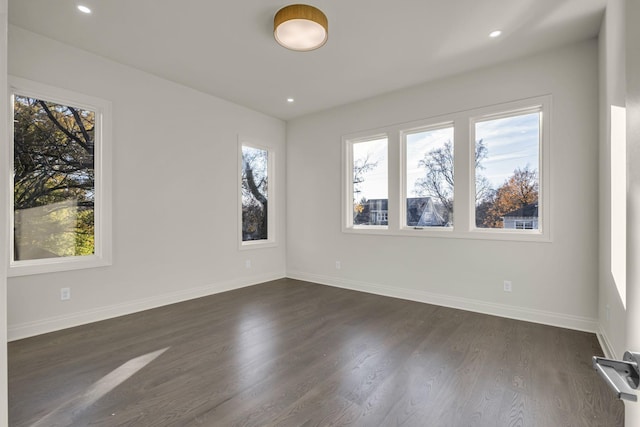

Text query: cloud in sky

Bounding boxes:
[351,111,540,201]
[476,112,539,187]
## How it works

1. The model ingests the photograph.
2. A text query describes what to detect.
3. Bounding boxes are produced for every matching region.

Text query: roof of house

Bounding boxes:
[367,199,388,211]
[503,203,538,218]
[407,197,446,226]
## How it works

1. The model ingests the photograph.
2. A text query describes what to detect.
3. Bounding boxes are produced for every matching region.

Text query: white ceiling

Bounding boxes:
[8,0,606,120]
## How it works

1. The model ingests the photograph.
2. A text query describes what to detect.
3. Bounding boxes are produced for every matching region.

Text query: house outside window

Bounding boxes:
[342,96,550,241]
[404,125,454,227]
[473,109,541,231]
[347,136,388,229]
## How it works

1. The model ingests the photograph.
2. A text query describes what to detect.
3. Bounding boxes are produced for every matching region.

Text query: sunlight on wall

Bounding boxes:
[611,105,626,308]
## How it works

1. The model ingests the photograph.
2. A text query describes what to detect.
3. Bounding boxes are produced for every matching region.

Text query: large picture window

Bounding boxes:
[240,141,275,248]
[342,96,550,241]
[9,77,112,275]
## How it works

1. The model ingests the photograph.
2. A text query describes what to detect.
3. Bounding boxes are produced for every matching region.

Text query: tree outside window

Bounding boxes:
[13,95,96,261]
[474,111,540,229]
[241,145,269,242]
[351,137,387,227]
[343,97,548,240]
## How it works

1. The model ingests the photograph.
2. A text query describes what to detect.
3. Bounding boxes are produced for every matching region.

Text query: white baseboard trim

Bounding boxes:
[8,271,286,341]
[597,326,617,359]
[287,271,599,333]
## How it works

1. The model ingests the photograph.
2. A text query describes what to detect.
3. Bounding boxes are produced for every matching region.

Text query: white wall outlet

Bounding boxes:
[605,304,610,322]
[60,287,71,301]
[335,261,341,270]
[245,259,251,269]
[503,280,512,292]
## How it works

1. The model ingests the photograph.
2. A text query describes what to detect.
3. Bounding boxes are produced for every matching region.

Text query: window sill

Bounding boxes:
[8,255,112,277]
[342,227,550,242]
[239,240,278,251]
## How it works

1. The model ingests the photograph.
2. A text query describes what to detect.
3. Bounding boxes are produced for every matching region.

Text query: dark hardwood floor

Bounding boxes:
[9,278,623,426]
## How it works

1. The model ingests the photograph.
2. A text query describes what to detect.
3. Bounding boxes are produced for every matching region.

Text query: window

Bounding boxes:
[9,77,112,276]
[342,96,550,241]
[473,109,541,230]
[240,141,275,248]
[347,136,388,228]
[404,125,454,228]
[515,220,535,230]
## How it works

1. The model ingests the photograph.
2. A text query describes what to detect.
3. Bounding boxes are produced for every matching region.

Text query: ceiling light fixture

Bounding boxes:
[489,30,502,38]
[287,98,295,103]
[274,4,328,51]
[77,4,92,14]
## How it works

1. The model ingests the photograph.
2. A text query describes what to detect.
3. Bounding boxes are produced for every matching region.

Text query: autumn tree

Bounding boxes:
[13,96,96,260]
[482,165,538,228]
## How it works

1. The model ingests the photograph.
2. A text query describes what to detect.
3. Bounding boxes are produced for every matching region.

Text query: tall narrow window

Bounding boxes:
[350,137,388,227]
[404,125,454,227]
[240,143,275,247]
[9,77,112,275]
[474,109,541,230]
[14,96,95,260]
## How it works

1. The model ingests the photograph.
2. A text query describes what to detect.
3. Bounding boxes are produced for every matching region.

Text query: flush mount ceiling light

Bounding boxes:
[274,4,328,51]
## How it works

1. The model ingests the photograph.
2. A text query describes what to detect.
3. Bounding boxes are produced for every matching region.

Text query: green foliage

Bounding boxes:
[13,95,96,260]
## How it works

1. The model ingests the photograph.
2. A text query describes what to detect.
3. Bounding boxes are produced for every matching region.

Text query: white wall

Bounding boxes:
[7,26,287,340]
[625,0,640,422]
[287,40,600,331]
[0,0,8,423]
[598,0,627,358]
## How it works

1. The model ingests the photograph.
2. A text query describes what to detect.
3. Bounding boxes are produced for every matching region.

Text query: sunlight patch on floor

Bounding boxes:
[30,347,169,427]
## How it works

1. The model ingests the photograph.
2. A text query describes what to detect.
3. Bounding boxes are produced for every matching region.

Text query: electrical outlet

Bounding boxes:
[335,261,341,270]
[605,304,610,322]
[245,259,251,269]
[60,287,71,301]
[503,280,512,292]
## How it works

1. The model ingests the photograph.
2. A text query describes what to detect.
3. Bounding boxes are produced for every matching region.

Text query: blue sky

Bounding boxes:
[476,112,540,188]
[353,112,540,201]
[406,126,454,197]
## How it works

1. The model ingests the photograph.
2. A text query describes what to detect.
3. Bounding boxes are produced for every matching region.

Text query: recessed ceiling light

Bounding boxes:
[287,98,295,103]
[489,30,502,38]
[77,5,92,14]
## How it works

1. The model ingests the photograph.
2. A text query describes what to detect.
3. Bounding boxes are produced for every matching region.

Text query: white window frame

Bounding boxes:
[514,220,535,230]
[342,133,389,232]
[341,95,551,242]
[468,98,550,241]
[238,138,276,250]
[8,76,113,276]
[400,120,455,232]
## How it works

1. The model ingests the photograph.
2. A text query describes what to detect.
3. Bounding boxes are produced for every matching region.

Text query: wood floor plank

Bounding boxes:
[9,278,624,427]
